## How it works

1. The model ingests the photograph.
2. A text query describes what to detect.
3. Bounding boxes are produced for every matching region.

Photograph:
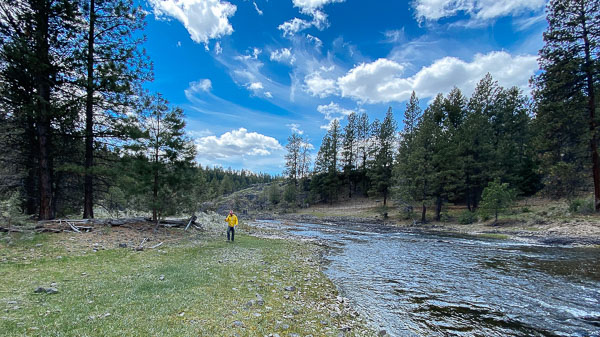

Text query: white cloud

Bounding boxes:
[215,41,223,54]
[310,10,329,29]
[383,29,405,43]
[287,123,304,135]
[247,82,264,91]
[413,0,546,23]
[278,4,335,37]
[306,34,323,48]
[337,58,407,103]
[185,79,212,99]
[236,47,262,61]
[253,1,263,15]
[317,102,354,128]
[304,71,338,98]
[292,0,344,13]
[278,17,313,37]
[177,41,182,47]
[265,91,273,98]
[337,51,538,103]
[270,48,296,64]
[149,0,236,44]
[195,128,283,160]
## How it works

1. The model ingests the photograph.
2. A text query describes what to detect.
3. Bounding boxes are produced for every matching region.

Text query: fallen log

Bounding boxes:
[66,221,81,233]
[136,237,148,251]
[150,242,163,249]
[185,215,198,231]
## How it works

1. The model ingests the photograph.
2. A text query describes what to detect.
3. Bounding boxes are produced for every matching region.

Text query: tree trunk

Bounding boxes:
[582,18,600,211]
[435,196,442,221]
[83,0,96,219]
[152,115,160,221]
[37,119,54,220]
[421,202,426,223]
[34,1,54,220]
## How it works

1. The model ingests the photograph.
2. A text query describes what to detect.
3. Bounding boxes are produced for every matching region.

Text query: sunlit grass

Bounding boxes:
[0,232,370,336]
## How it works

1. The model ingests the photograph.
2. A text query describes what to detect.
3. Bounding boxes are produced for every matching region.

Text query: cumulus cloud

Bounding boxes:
[185,79,212,99]
[247,82,264,91]
[195,128,283,160]
[215,41,223,54]
[336,51,538,103]
[149,0,236,44]
[304,70,338,98]
[413,0,546,23]
[270,48,296,64]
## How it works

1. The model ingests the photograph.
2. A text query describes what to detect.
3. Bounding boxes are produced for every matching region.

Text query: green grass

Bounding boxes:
[1,232,371,336]
[474,233,510,240]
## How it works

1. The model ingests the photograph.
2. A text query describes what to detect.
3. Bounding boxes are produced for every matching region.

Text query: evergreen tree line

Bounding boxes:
[284,0,599,217]
[284,75,538,219]
[0,0,274,221]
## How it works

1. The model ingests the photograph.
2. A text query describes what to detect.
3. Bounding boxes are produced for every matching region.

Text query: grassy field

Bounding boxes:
[0,229,373,336]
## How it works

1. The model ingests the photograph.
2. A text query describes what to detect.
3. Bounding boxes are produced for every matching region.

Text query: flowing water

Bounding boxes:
[252,220,600,336]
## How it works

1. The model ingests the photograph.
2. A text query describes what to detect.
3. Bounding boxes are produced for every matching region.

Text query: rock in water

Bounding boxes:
[46,288,58,294]
[34,287,46,293]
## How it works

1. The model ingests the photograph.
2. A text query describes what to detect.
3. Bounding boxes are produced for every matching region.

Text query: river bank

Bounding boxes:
[263,212,600,247]
[0,222,376,336]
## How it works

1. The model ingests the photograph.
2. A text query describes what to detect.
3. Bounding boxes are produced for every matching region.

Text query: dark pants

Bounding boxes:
[227,226,235,241]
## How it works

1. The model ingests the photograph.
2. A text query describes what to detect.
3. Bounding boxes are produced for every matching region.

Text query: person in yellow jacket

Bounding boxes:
[225,210,238,242]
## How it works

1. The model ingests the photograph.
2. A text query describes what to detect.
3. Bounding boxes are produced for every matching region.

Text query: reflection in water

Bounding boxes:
[252,220,600,337]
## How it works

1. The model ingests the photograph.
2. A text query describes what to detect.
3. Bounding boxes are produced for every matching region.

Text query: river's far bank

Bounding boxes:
[256,211,600,247]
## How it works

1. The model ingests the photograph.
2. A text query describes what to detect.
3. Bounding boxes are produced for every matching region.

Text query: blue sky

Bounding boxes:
[141,0,548,175]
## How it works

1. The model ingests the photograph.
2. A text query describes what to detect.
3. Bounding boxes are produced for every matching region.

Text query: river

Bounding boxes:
[251,220,600,337]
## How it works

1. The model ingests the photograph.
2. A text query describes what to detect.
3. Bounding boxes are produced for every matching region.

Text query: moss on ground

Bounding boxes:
[0,231,374,336]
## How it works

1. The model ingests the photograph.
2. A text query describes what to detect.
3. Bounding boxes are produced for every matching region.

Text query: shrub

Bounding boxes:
[458,210,476,224]
[569,198,594,214]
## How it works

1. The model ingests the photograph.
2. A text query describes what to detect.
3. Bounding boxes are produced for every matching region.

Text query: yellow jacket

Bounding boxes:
[225,214,238,227]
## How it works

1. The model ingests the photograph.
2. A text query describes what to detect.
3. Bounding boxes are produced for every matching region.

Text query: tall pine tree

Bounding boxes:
[533,0,600,205]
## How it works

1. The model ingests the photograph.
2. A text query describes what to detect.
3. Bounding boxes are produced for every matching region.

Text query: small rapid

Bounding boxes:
[251,220,600,336]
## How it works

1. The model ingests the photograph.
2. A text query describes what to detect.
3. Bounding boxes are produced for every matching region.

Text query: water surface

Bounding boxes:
[252,220,600,336]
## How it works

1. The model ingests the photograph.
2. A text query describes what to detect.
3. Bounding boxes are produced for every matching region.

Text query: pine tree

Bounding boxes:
[342,112,358,197]
[0,0,80,219]
[368,108,397,206]
[284,133,302,184]
[131,94,196,229]
[533,0,599,206]
[395,91,427,220]
[78,0,150,218]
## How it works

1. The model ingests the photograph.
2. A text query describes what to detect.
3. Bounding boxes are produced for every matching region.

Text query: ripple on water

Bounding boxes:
[253,221,600,337]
